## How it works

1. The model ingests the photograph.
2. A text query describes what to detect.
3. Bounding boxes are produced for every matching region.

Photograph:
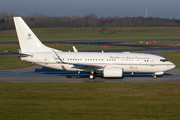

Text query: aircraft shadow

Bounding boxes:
[33,67,175,79]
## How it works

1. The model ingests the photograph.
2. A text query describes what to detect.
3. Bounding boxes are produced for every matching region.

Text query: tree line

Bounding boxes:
[0,12,180,31]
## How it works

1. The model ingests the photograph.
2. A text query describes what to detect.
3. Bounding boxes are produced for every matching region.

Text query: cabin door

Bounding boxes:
[44,55,49,64]
[150,58,154,67]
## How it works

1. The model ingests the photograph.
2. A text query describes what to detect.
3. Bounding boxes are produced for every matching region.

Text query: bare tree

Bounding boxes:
[0,12,180,31]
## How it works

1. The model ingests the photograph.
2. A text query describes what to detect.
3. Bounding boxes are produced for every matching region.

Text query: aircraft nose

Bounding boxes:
[169,62,176,69]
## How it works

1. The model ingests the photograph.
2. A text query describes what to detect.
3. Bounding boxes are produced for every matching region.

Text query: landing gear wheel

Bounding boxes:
[89,72,97,79]
[153,75,157,79]
[89,74,94,79]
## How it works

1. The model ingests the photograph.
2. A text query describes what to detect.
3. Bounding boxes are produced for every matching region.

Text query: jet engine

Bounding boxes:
[103,67,123,77]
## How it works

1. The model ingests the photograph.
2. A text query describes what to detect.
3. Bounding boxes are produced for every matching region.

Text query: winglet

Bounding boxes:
[73,46,78,52]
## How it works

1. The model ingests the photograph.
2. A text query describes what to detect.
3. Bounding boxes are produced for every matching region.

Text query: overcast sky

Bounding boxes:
[1,0,180,19]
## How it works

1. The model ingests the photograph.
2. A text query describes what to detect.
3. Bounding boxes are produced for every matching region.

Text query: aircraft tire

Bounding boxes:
[89,74,95,79]
[153,75,157,79]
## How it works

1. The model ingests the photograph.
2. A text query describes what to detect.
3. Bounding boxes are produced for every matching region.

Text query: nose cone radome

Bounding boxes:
[169,62,176,70]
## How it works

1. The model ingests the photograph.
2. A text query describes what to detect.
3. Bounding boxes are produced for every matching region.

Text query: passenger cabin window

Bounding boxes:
[160,59,168,62]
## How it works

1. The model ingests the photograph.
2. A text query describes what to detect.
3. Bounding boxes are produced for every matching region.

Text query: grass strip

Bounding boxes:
[1,27,180,42]
[0,82,179,120]
[0,44,139,52]
[124,40,180,45]
[0,56,32,70]
[46,44,139,51]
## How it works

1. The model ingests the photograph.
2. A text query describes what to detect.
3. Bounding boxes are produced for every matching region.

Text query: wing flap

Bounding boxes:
[68,62,104,68]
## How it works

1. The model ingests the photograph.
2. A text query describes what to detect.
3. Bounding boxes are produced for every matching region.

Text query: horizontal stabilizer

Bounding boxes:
[5,50,32,57]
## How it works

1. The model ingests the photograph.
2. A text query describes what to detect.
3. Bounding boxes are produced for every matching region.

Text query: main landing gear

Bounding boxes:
[89,70,97,79]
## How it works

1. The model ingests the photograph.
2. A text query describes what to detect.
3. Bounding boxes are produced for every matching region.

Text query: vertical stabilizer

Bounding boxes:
[13,17,51,53]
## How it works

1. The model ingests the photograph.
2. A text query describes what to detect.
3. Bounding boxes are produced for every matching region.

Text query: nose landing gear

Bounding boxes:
[153,72,164,79]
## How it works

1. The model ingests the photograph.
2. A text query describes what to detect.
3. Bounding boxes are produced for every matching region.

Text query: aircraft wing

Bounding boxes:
[67,62,104,69]
[51,50,105,69]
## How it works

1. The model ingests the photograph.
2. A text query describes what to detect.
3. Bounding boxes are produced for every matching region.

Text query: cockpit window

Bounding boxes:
[160,59,168,62]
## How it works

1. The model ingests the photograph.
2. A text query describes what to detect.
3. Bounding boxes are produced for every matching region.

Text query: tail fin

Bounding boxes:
[13,17,51,53]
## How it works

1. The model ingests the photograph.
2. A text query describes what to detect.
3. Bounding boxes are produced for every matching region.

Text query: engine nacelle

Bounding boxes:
[103,67,123,77]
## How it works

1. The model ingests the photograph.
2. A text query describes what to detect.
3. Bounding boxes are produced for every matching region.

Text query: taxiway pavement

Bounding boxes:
[0,65,180,82]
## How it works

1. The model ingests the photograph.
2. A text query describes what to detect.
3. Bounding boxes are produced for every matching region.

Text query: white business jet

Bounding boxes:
[13,17,175,79]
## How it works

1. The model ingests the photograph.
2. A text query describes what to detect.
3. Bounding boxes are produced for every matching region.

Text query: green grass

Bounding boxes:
[0,44,20,52]
[46,44,139,51]
[124,40,180,45]
[0,44,139,53]
[163,52,180,68]
[1,27,180,42]
[0,83,180,120]
[0,56,32,70]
